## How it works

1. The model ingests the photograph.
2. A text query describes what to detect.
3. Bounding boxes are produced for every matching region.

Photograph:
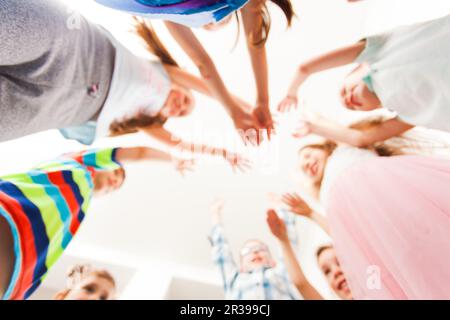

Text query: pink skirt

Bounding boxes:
[327,155,450,300]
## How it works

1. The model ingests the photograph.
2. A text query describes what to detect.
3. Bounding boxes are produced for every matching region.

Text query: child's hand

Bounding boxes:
[224,152,252,174]
[282,193,313,218]
[231,107,264,146]
[278,95,298,113]
[174,158,196,177]
[266,209,289,243]
[253,104,275,140]
[292,120,313,139]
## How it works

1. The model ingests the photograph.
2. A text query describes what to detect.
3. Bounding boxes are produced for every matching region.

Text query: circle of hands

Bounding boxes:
[177,80,320,177]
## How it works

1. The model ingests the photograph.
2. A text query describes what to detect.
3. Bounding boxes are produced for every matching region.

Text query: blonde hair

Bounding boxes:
[300,116,409,195]
[53,264,116,300]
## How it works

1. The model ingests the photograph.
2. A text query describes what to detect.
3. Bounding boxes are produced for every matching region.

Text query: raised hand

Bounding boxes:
[231,107,263,146]
[224,152,252,174]
[278,95,298,113]
[174,158,196,177]
[292,120,313,139]
[253,103,275,140]
[281,193,312,218]
[266,209,288,243]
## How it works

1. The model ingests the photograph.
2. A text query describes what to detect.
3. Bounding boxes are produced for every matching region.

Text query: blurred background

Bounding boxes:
[1,0,450,299]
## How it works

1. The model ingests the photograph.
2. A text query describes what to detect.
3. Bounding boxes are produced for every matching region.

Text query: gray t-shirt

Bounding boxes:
[0,0,115,142]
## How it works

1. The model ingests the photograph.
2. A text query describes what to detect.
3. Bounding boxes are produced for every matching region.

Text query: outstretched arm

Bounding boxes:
[142,126,250,173]
[279,41,366,111]
[294,118,414,148]
[240,1,273,136]
[115,146,195,175]
[115,146,173,163]
[267,210,323,300]
[163,65,253,111]
[164,22,260,136]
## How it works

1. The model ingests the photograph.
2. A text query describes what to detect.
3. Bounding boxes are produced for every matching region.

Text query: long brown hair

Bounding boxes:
[53,265,116,300]
[300,117,408,194]
[236,0,295,47]
[109,18,177,137]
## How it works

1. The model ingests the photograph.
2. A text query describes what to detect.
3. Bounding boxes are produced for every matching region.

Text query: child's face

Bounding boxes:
[240,240,275,272]
[93,168,125,196]
[317,247,352,300]
[159,85,194,118]
[298,147,328,185]
[64,275,116,300]
[340,65,382,111]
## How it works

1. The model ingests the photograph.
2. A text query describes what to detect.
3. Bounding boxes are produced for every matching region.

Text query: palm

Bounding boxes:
[253,106,274,140]
[282,193,312,217]
[293,121,312,139]
[267,210,288,242]
[278,96,298,113]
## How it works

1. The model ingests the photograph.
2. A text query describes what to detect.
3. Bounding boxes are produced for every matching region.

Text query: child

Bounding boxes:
[96,0,301,141]
[54,264,116,300]
[0,146,193,300]
[279,14,450,138]
[60,19,250,172]
[209,199,300,300]
[266,209,322,300]
[0,0,255,150]
[286,118,450,299]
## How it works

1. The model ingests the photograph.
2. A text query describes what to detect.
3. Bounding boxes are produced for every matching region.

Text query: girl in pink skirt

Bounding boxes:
[284,117,450,299]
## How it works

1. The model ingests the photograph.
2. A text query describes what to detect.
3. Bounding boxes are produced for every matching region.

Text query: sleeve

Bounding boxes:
[209,224,239,294]
[355,33,390,65]
[59,122,97,146]
[64,148,123,172]
[274,208,302,299]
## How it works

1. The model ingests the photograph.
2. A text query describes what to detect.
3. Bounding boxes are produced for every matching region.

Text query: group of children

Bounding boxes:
[1,0,450,300]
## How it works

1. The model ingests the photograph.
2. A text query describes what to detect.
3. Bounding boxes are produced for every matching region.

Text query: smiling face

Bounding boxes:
[317,247,352,300]
[340,65,382,111]
[64,274,116,301]
[240,240,275,273]
[298,147,329,185]
[159,85,195,119]
[93,168,125,196]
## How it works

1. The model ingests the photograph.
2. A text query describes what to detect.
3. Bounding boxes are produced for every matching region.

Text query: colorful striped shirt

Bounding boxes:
[0,148,122,300]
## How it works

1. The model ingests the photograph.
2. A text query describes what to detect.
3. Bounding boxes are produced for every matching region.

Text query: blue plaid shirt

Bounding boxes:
[210,209,302,300]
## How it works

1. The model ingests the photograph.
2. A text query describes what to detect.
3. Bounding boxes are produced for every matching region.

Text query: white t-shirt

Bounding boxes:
[356,14,450,132]
[95,35,172,139]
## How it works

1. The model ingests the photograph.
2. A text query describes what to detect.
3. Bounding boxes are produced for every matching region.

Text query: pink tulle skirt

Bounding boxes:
[327,155,450,300]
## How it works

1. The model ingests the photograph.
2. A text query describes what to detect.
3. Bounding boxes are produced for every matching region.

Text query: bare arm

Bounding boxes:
[307,118,414,148]
[267,210,323,300]
[287,41,366,97]
[142,126,225,157]
[164,65,254,112]
[164,22,240,116]
[115,146,173,163]
[240,1,269,106]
